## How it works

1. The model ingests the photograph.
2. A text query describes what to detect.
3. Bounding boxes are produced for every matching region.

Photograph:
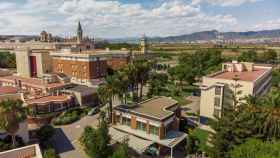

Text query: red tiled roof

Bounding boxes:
[26,95,70,105]
[0,76,66,89]
[212,68,268,82]
[0,86,18,95]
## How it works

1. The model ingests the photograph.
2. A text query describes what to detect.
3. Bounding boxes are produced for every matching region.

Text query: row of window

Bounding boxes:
[119,117,159,136]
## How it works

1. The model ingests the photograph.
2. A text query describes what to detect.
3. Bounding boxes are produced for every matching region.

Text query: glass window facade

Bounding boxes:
[150,125,159,136]
[122,117,131,126]
[136,121,146,131]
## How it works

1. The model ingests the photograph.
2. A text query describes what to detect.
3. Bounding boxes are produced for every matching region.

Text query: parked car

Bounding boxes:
[87,107,100,116]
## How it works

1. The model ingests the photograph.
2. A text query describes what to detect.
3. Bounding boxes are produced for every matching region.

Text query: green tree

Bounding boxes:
[97,75,118,122]
[0,52,16,68]
[230,139,280,158]
[134,59,152,101]
[147,72,168,97]
[80,111,111,158]
[0,100,26,147]
[210,89,280,158]
[261,49,277,64]
[43,148,57,158]
[272,69,280,88]
[38,125,55,142]
[111,139,129,158]
[185,135,200,155]
[238,50,257,62]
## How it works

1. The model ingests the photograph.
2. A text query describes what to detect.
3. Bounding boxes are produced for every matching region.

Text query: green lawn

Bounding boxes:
[192,128,210,152]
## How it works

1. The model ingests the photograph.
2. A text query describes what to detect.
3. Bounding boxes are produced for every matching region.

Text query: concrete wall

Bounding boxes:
[30,52,52,78]
[200,77,254,119]
[15,49,30,78]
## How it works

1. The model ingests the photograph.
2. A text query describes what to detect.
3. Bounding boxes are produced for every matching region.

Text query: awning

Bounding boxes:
[109,127,153,154]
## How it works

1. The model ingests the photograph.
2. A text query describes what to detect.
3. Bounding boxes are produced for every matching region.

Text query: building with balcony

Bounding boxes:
[111,97,186,157]
[25,95,75,127]
[200,61,272,120]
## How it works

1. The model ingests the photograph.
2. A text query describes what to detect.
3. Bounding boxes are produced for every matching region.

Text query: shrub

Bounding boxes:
[38,125,55,142]
[43,148,57,158]
[52,108,83,125]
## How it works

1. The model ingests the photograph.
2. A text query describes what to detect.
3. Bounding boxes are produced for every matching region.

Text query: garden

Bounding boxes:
[52,107,92,125]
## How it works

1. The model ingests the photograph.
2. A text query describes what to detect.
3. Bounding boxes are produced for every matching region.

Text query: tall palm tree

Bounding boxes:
[0,99,26,147]
[134,59,151,101]
[260,89,280,138]
[97,75,118,123]
[123,63,138,102]
[115,71,129,104]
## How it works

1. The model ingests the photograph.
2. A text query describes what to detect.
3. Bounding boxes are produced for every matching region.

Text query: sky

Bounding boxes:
[0,0,279,38]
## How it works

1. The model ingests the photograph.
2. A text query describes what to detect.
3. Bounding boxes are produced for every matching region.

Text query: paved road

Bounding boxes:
[51,115,99,158]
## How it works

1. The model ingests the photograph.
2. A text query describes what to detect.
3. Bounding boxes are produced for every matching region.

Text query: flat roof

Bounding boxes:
[0,76,67,89]
[0,86,18,95]
[0,144,42,158]
[66,85,97,93]
[210,67,270,82]
[115,97,178,120]
[26,95,70,105]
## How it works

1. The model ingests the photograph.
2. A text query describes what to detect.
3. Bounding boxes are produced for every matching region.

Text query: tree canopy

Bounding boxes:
[0,52,16,68]
[230,139,280,158]
[210,89,280,158]
[0,100,26,147]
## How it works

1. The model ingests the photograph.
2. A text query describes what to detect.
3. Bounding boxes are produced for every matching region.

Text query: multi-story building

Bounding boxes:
[0,75,69,95]
[0,144,42,158]
[15,49,53,78]
[111,97,186,157]
[51,49,130,86]
[200,61,272,120]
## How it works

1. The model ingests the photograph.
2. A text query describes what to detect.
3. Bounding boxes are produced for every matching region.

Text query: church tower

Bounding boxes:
[140,34,148,54]
[77,21,83,44]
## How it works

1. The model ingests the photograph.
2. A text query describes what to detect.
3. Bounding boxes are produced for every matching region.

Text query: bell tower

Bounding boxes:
[77,21,83,44]
[140,34,148,54]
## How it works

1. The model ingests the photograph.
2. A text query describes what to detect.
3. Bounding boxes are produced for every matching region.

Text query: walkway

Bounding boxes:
[51,115,99,158]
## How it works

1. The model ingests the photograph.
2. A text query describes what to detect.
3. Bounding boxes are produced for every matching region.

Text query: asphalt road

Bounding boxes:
[51,114,99,158]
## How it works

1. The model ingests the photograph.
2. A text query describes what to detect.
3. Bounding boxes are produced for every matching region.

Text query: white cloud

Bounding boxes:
[0,0,238,38]
[192,0,261,6]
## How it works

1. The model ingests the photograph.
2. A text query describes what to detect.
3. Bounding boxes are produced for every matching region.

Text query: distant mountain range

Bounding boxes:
[1,29,280,43]
[108,29,280,43]
[150,29,280,43]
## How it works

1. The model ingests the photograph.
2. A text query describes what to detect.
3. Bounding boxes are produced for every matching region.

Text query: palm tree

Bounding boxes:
[97,75,118,123]
[259,89,280,138]
[0,99,26,147]
[115,71,129,104]
[134,59,151,101]
[123,63,138,102]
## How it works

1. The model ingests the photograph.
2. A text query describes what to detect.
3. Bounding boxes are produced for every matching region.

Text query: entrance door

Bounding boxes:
[29,56,37,77]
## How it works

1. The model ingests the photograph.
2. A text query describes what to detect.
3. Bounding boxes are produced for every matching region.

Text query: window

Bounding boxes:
[136,121,146,131]
[122,117,131,126]
[215,86,221,95]
[150,125,159,136]
[214,109,221,118]
[214,97,221,107]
